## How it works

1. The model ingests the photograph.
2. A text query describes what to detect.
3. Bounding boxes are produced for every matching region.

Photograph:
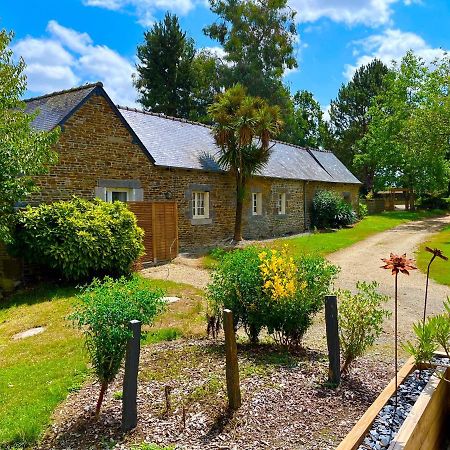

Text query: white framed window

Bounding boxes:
[192,191,210,219]
[277,192,286,215]
[252,192,262,216]
[105,187,131,203]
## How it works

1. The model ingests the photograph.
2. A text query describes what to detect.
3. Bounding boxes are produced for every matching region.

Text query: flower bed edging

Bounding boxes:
[337,357,416,450]
[390,365,449,449]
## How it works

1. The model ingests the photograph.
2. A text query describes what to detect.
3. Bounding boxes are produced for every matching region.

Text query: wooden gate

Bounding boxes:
[128,201,178,265]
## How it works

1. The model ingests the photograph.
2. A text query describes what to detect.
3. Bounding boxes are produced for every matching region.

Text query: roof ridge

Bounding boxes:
[25,82,103,103]
[117,105,213,129]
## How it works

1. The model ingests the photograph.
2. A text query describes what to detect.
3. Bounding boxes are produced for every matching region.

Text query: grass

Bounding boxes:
[203,210,447,267]
[0,276,205,448]
[416,224,450,286]
[0,284,86,447]
[280,210,445,257]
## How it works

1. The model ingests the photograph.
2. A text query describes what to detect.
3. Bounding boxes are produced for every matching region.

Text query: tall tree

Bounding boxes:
[281,90,326,147]
[0,30,59,242]
[327,59,389,191]
[204,0,297,107]
[357,52,450,208]
[208,84,283,241]
[189,49,225,124]
[134,13,195,117]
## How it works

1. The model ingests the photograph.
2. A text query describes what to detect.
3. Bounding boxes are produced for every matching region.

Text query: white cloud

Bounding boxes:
[291,0,416,27]
[322,104,331,123]
[82,0,198,26]
[201,46,227,60]
[47,20,92,53]
[13,21,137,106]
[344,28,446,79]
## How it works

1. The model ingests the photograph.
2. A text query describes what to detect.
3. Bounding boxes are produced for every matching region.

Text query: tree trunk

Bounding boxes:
[95,381,108,419]
[233,180,244,242]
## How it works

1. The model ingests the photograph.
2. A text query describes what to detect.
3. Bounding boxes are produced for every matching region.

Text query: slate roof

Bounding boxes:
[119,106,360,184]
[24,82,360,185]
[25,82,102,131]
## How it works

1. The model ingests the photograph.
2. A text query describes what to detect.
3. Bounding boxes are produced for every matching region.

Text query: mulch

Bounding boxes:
[37,339,394,450]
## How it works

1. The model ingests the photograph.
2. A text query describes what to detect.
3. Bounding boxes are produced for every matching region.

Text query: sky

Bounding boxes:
[2,0,449,116]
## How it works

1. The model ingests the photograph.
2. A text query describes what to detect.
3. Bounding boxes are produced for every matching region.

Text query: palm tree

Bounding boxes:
[208,84,283,241]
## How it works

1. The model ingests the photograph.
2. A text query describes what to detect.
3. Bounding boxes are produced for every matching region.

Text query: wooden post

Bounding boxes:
[223,309,241,410]
[325,295,340,386]
[122,319,141,431]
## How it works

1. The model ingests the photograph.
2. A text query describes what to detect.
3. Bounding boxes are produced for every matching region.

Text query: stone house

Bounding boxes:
[0,82,360,281]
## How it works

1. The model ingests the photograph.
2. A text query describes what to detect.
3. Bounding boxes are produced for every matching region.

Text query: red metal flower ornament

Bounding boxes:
[381,253,417,275]
[425,247,448,261]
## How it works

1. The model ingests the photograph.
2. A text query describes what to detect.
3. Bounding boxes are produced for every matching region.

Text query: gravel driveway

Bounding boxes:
[328,214,450,339]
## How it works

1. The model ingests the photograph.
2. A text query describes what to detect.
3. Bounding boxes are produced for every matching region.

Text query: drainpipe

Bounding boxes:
[303,180,309,231]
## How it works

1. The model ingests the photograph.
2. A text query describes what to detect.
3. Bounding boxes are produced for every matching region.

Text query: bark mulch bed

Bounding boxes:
[37,339,393,450]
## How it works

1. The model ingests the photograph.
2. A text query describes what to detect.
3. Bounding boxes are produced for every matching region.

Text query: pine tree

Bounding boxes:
[134,13,195,118]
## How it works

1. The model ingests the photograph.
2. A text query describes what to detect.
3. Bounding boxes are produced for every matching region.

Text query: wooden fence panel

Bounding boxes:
[128,201,178,264]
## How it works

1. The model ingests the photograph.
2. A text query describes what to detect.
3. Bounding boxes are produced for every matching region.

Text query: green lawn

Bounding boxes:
[280,210,446,257]
[203,210,446,268]
[0,277,204,448]
[416,224,450,286]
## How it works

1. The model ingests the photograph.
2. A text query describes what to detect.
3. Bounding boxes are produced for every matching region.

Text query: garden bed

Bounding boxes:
[338,355,450,450]
[37,339,393,450]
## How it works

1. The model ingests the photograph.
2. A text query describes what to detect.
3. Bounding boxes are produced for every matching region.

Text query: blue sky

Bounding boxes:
[2,0,449,115]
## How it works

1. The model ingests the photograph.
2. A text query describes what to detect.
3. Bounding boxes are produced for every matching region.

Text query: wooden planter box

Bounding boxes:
[337,355,450,450]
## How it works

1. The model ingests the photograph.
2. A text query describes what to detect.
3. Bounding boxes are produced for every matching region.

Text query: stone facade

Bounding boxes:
[0,90,361,284]
[27,92,359,251]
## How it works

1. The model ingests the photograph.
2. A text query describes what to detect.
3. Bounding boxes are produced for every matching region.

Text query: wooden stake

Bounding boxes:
[325,295,340,386]
[223,309,241,410]
[122,320,141,431]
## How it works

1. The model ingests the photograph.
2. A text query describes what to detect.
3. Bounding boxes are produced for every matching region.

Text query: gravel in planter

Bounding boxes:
[358,368,434,450]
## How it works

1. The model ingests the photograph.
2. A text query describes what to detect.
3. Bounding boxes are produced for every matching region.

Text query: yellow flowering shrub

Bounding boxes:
[259,247,298,301]
[207,245,339,347]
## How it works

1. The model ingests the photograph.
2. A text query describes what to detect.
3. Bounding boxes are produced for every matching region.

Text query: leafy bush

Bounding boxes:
[359,201,369,218]
[12,198,144,280]
[261,250,339,346]
[311,190,357,229]
[207,246,339,347]
[69,276,165,417]
[429,309,450,358]
[417,193,450,210]
[402,320,438,366]
[404,298,450,363]
[207,246,265,343]
[339,281,391,373]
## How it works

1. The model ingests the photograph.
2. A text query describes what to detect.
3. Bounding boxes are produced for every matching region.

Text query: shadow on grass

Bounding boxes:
[0,282,79,311]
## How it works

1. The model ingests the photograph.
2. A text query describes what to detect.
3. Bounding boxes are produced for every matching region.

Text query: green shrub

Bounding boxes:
[339,281,391,373]
[311,190,357,229]
[359,201,369,218]
[207,246,265,343]
[69,275,165,417]
[417,193,450,210]
[402,320,438,366]
[207,246,339,347]
[262,252,339,347]
[11,198,144,280]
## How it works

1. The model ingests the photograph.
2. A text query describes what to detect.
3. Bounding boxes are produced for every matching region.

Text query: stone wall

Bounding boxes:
[26,92,359,251]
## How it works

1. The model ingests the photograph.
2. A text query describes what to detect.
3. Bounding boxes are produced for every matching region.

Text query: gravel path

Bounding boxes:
[141,256,210,289]
[328,214,450,340]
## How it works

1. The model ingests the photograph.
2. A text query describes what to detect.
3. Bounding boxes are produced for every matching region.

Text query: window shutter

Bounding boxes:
[130,188,144,201]
[204,192,210,218]
[94,187,107,201]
